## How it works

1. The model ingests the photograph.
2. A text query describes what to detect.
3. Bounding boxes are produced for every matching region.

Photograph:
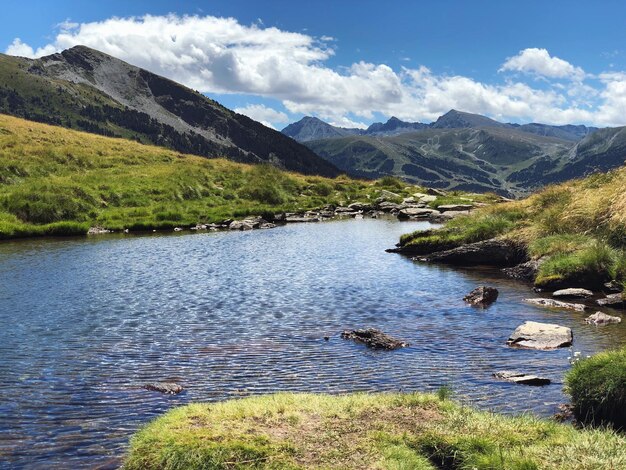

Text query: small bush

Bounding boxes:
[376,175,405,190]
[566,348,626,429]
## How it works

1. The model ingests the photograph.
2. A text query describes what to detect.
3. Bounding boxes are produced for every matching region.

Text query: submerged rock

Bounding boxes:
[524,298,587,312]
[596,293,626,308]
[144,383,184,394]
[493,371,551,386]
[340,328,409,350]
[553,288,594,299]
[507,321,573,350]
[585,312,622,325]
[464,286,499,307]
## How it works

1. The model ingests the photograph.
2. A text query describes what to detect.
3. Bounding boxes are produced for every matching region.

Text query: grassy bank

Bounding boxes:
[124,392,626,469]
[0,115,429,239]
[399,168,626,289]
[566,347,626,430]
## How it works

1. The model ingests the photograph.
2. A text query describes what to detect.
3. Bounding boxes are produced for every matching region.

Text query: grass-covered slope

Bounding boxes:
[124,392,626,469]
[0,46,339,177]
[0,114,415,239]
[399,167,626,289]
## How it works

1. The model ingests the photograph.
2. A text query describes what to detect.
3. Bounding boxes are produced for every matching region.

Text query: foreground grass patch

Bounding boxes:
[124,393,626,469]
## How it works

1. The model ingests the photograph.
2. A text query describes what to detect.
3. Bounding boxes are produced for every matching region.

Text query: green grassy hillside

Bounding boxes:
[124,392,626,469]
[0,114,423,239]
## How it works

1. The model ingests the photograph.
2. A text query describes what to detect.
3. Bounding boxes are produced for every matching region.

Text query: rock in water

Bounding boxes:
[341,328,409,350]
[524,298,587,312]
[596,293,626,308]
[144,383,184,394]
[464,286,499,307]
[507,321,573,350]
[585,312,622,325]
[552,288,594,299]
[493,371,551,386]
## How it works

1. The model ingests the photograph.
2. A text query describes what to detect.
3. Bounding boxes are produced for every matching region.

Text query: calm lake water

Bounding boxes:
[1,218,625,468]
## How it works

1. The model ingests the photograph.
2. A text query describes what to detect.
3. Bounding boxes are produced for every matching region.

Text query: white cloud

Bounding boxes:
[233,104,288,129]
[500,48,585,80]
[4,15,626,127]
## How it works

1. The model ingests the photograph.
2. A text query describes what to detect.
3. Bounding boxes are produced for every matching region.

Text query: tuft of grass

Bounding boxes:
[534,240,622,289]
[124,392,626,469]
[566,347,626,430]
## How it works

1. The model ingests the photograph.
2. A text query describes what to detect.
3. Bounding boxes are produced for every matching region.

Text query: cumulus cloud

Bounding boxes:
[233,104,288,129]
[4,15,625,127]
[500,48,585,80]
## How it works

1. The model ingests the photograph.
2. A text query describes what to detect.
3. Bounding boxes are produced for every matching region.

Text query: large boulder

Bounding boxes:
[229,220,254,230]
[523,298,587,312]
[507,321,573,350]
[464,286,499,307]
[553,288,594,299]
[377,201,401,212]
[419,238,527,267]
[585,312,622,325]
[340,328,409,350]
[493,371,551,386]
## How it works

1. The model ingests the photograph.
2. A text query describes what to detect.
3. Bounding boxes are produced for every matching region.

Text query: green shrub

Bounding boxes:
[566,348,626,429]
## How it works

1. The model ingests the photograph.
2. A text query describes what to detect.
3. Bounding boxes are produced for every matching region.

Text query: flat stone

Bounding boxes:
[438,210,471,219]
[437,204,473,212]
[507,321,573,350]
[524,298,587,312]
[379,189,401,200]
[398,207,440,219]
[377,201,401,211]
[464,286,499,307]
[420,238,527,267]
[553,288,594,299]
[144,382,184,394]
[493,371,551,386]
[340,328,409,350]
[585,311,622,325]
[335,206,355,213]
[414,194,437,203]
[597,293,625,308]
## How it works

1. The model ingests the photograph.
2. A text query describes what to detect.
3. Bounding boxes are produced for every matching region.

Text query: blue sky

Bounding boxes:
[3,0,626,128]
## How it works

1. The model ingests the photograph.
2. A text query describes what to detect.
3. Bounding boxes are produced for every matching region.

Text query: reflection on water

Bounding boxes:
[0,218,624,468]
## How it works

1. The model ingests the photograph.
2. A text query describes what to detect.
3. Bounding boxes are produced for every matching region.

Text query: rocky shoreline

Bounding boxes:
[88,188,488,237]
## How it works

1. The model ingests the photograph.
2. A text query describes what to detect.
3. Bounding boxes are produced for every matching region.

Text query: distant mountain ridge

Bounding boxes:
[282,109,597,143]
[0,45,339,177]
[285,110,623,197]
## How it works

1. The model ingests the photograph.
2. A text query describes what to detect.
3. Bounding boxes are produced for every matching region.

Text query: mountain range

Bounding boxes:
[0,46,339,177]
[282,110,625,196]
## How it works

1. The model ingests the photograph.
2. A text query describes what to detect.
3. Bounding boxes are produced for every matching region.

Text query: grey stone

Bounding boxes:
[553,288,594,299]
[597,293,625,308]
[524,298,587,312]
[585,311,622,325]
[493,371,551,386]
[437,204,474,212]
[464,286,499,307]
[507,321,573,350]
